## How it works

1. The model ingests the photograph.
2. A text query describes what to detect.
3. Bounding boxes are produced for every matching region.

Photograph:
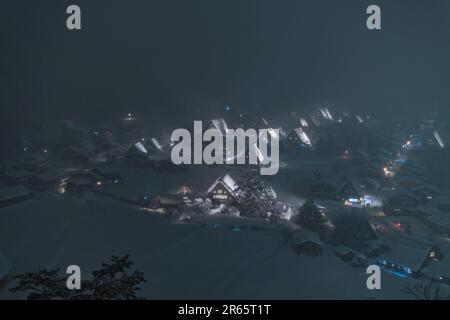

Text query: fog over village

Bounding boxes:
[1,0,450,300]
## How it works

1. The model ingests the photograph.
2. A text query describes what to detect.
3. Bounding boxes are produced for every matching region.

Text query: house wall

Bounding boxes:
[208,183,235,204]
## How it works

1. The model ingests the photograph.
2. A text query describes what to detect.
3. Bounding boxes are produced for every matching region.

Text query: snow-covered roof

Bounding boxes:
[151,138,163,151]
[0,185,32,202]
[355,115,364,123]
[290,128,312,146]
[292,228,322,245]
[385,190,420,201]
[208,119,229,135]
[411,184,441,197]
[378,147,392,157]
[222,174,237,191]
[394,177,427,188]
[207,174,238,195]
[32,173,58,183]
[338,178,379,196]
[134,142,148,154]
[354,150,368,158]
[415,205,442,217]
[323,108,333,120]
[426,213,450,227]
[66,145,92,156]
[68,177,92,187]
[433,131,445,148]
[335,245,361,256]
[3,169,33,180]
[358,161,380,171]
[300,118,308,127]
[422,242,450,278]
[378,241,435,272]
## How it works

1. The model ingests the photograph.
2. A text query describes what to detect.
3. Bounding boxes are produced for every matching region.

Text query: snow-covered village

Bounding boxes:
[1,104,450,300]
[2,1,450,302]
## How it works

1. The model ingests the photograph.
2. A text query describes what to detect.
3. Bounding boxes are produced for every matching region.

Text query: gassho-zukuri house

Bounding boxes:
[207,174,238,205]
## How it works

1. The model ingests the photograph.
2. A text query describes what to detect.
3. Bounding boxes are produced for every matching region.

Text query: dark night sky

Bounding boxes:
[1,0,450,139]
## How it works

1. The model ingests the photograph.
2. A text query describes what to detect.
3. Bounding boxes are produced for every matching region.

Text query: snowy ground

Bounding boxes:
[0,153,424,299]
[0,187,413,300]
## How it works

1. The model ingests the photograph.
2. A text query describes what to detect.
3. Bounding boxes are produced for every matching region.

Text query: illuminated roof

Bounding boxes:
[293,128,312,145]
[433,131,445,148]
[151,138,163,151]
[0,185,32,201]
[135,142,148,154]
[207,174,238,195]
[300,118,309,127]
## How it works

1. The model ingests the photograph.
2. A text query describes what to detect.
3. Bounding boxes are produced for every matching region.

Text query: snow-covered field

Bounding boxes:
[0,185,412,299]
[0,154,422,299]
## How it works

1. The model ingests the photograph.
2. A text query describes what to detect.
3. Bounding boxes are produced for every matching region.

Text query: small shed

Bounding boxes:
[292,229,323,257]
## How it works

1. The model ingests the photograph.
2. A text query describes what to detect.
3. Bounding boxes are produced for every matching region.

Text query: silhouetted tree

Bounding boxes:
[9,254,146,300]
[235,173,276,218]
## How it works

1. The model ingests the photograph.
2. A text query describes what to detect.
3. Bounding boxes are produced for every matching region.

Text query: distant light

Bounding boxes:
[43,149,48,153]
[96,181,103,186]
[128,113,132,118]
